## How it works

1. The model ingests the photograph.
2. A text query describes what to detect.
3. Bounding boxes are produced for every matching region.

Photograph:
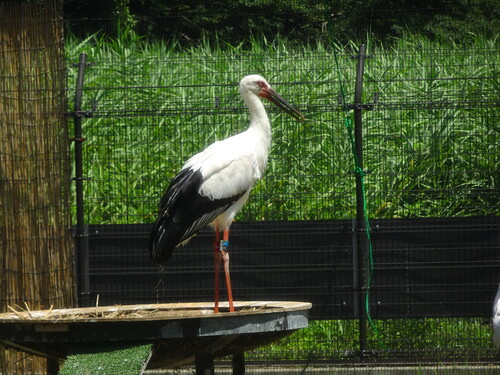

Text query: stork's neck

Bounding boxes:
[244,92,271,139]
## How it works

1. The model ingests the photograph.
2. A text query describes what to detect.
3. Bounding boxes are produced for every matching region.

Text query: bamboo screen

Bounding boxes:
[0,1,74,372]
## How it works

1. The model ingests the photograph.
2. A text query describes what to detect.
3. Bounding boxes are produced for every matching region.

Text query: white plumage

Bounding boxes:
[149,75,304,312]
[493,282,500,349]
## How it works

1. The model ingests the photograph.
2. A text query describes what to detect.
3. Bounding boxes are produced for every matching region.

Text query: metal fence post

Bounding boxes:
[71,53,91,307]
[352,43,369,360]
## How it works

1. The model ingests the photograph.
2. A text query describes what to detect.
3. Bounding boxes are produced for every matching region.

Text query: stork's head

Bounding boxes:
[239,75,305,121]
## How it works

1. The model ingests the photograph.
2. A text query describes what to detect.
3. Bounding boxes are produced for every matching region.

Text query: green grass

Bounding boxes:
[59,343,152,375]
[65,32,499,224]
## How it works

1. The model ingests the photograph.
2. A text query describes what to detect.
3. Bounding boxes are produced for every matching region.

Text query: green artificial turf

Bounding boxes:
[59,343,153,375]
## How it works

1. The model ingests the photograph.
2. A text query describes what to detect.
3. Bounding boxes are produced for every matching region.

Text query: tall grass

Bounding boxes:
[65,32,499,224]
[363,34,500,218]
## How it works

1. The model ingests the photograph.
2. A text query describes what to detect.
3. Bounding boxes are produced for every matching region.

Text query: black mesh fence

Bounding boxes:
[65,16,500,373]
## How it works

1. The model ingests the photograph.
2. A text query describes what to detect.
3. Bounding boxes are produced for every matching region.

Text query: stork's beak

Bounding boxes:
[260,87,305,122]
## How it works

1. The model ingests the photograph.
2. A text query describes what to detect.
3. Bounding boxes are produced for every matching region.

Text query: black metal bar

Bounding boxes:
[46,357,59,375]
[352,217,360,318]
[195,351,214,375]
[73,53,90,307]
[232,352,245,375]
[353,43,368,360]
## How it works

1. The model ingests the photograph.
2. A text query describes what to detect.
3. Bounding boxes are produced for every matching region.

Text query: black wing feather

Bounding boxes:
[149,168,245,264]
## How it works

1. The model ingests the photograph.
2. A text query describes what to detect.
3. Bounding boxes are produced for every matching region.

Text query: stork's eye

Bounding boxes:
[256,81,267,88]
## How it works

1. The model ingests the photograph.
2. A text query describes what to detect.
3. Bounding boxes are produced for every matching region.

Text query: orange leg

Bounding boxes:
[213,228,221,313]
[220,229,235,312]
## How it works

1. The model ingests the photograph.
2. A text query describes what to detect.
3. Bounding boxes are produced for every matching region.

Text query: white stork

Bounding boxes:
[493,282,500,349]
[149,75,304,312]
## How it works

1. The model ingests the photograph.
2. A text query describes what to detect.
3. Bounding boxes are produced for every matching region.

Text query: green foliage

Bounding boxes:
[332,0,499,43]
[63,0,499,44]
[362,34,500,218]
[250,318,495,361]
[66,33,499,224]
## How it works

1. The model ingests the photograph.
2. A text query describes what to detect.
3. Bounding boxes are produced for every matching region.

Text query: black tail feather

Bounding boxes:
[149,216,177,263]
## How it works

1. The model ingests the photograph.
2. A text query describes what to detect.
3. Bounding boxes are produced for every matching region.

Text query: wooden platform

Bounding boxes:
[0,301,311,373]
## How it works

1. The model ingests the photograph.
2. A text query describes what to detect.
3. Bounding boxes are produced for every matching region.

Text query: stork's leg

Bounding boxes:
[213,228,221,313]
[220,229,235,313]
